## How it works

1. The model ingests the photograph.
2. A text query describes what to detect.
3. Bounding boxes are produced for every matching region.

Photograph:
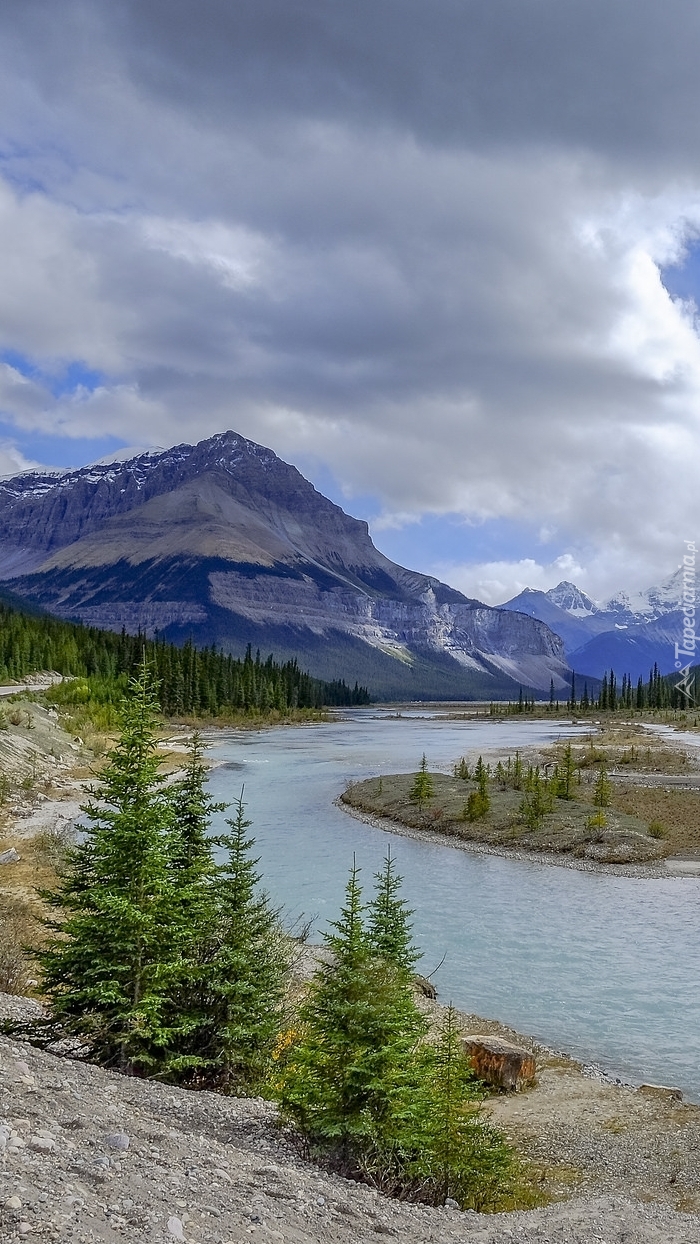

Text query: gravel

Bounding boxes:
[1,994,699,1243]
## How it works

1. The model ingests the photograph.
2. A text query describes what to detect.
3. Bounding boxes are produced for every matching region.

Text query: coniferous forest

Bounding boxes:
[0,599,370,715]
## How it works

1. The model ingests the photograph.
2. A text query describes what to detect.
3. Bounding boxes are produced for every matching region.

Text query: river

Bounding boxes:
[205,710,700,1099]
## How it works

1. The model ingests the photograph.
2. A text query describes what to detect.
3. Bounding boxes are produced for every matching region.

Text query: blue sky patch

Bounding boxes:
[301,460,565,575]
[1,349,105,398]
[660,240,700,304]
[0,419,126,470]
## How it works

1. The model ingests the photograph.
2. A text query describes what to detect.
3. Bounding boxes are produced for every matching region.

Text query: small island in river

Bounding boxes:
[341,724,700,868]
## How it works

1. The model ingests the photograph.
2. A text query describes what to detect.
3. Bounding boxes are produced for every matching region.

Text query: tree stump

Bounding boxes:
[461,1034,536,1091]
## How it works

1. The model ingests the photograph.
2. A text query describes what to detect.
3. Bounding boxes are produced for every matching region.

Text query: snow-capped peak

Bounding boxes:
[544,581,599,617]
[603,568,693,620]
[89,445,166,467]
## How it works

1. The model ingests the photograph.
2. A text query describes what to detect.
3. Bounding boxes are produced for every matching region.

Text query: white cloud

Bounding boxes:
[431,556,588,607]
[0,4,699,597]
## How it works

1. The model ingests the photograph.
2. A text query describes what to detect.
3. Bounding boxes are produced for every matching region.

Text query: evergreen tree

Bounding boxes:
[557,741,576,800]
[367,849,420,973]
[39,662,178,1074]
[161,733,227,1081]
[593,763,612,809]
[408,1006,513,1210]
[519,766,552,830]
[207,792,289,1092]
[569,673,576,711]
[409,754,434,810]
[274,863,426,1165]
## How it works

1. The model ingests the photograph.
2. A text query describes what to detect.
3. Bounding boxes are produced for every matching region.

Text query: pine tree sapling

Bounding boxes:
[593,763,612,809]
[557,742,576,800]
[367,850,420,973]
[274,862,426,1165]
[408,1006,513,1210]
[409,754,434,810]
[465,789,490,822]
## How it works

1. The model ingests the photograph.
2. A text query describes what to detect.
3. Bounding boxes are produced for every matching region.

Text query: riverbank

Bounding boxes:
[339,718,700,875]
[3,976,700,1240]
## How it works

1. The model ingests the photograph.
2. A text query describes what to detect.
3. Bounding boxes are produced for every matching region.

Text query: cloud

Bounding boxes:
[430,556,586,607]
[0,2,700,595]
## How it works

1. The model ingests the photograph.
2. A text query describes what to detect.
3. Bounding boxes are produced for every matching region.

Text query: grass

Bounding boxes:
[609,787,700,854]
[343,770,668,865]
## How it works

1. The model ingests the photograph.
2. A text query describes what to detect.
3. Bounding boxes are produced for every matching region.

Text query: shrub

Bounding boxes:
[465,790,490,822]
[648,820,666,839]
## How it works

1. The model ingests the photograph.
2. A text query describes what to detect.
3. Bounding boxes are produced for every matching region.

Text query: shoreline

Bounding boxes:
[335,795,698,879]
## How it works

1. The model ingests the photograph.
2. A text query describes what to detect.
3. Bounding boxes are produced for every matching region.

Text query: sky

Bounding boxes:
[1,1,700,604]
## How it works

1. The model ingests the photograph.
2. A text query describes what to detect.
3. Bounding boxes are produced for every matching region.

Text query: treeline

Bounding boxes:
[508,662,699,714]
[21,667,514,1210]
[0,600,369,713]
[566,664,698,712]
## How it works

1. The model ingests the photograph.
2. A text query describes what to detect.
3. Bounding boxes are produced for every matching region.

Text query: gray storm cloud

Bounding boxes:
[1,0,700,594]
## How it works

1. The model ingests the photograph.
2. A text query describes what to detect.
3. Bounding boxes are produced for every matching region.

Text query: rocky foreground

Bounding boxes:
[0,996,698,1244]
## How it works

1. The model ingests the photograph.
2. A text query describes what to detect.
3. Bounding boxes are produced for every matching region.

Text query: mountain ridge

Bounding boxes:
[0,432,570,700]
[502,572,689,681]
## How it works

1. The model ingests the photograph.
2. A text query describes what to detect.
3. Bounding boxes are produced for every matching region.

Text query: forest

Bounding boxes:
[0,598,370,715]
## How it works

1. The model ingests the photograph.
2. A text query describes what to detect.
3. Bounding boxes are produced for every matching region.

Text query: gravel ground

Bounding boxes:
[1,996,699,1244]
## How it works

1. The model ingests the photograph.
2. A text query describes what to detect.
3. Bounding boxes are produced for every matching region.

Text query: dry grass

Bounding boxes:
[0,824,73,995]
[0,894,39,994]
[343,772,667,865]
[610,786,700,854]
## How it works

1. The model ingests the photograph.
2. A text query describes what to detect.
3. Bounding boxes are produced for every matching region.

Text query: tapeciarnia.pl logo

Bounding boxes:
[674,541,696,705]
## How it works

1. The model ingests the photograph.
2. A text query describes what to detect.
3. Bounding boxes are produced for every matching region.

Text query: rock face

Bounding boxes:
[461,1035,537,1091]
[0,431,570,699]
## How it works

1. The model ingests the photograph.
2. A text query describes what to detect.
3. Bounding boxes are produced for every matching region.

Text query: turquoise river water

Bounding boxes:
[204,710,700,1099]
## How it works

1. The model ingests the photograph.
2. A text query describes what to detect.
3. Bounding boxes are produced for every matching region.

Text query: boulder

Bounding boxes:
[461,1034,536,1091]
[0,847,20,865]
[413,974,438,1000]
[637,1083,683,1102]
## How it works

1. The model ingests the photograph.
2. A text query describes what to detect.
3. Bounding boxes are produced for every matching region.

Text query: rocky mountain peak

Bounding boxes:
[0,430,570,698]
[545,581,598,617]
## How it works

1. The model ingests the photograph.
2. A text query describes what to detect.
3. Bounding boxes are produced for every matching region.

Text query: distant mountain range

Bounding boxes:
[502,574,688,681]
[0,431,570,701]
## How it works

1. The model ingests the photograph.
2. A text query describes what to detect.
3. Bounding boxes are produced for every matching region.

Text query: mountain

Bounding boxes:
[502,573,689,682]
[0,431,569,701]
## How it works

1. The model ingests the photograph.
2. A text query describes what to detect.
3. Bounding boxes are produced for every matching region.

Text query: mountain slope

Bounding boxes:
[0,432,569,700]
[502,575,687,681]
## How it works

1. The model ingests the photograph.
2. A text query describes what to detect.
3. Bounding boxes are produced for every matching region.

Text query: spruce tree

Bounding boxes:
[367,849,420,973]
[275,862,426,1165]
[161,732,227,1081]
[593,763,612,809]
[408,1006,513,1209]
[558,741,576,800]
[208,792,289,1092]
[409,754,434,810]
[39,662,178,1074]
